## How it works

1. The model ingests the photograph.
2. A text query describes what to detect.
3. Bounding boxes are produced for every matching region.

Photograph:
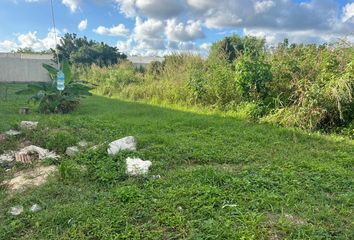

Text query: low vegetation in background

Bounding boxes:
[76,35,353,137]
[17,59,93,113]
[0,84,353,239]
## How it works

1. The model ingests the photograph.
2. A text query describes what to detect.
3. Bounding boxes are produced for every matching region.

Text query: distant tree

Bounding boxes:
[209,34,266,62]
[52,33,126,67]
[15,47,51,54]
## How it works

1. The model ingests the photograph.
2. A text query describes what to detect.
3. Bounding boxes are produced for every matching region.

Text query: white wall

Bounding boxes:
[0,53,165,82]
[0,53,53,83]
[127,56,164,68]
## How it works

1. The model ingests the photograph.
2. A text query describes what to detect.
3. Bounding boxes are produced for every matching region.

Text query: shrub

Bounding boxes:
[209,34,266,63]
[83,61,142,97]
[234,53,272,102]
[268,40,353,130]
[204,56,238,108]
[146,61,163,78]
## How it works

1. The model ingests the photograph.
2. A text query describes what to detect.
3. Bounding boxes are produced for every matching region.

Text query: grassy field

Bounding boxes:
[0,83,353,239]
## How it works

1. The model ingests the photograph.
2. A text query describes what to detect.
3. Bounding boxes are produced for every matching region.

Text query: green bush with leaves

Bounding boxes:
[17,59,93,113]
[235,53,272,102]
[266,40,353,130]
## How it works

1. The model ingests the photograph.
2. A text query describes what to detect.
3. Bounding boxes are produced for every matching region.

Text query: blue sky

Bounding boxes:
[0,0,353,56]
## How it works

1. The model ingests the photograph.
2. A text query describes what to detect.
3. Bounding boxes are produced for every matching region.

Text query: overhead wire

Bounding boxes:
[50,0,60,69]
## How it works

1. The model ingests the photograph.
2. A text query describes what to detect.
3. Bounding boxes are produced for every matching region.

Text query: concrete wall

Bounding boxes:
[0,53,53,83]
[127,56,164,68]
[0,53,165,82]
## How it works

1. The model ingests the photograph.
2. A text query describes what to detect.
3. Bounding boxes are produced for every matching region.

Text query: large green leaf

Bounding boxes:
[61,59,72,85]
[15,82,51,95]
[42,63,58,82]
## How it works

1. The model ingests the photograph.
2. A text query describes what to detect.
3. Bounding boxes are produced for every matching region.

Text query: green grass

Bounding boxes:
[0,83,353,239]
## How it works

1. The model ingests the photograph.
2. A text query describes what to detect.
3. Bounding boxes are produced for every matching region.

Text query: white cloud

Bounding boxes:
[116,0,137,17]
[254,0,276,14]
[78,19,88,31]
[342,2,354,23]
[134,17,164,41]
[0,28,61,52]
[0,40,18,52]
[135,0,184,19]
[200,42,211,51]
[165,19,204,42]
[18,29,60,50]
[94,24,130,36]
[243,28,349,46]
[62,0,80,12]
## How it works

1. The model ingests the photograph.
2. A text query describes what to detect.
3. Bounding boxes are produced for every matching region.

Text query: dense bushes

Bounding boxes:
[266,40,353,131]
[76,35,353,136]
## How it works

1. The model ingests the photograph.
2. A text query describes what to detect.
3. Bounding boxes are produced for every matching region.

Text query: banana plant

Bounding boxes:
[17,59,94,113]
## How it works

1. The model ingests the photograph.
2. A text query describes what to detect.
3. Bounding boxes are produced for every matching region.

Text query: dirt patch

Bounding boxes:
[267,231,281,240]
[283,213,306,225]
[264,212,306,239]
[4,165,57,191]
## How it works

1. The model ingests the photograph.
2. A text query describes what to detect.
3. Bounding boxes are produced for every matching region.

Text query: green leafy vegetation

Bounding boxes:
[0,83,353,239]
[53,33,127,67]
[77,35,353,137]
[17,59,93,113]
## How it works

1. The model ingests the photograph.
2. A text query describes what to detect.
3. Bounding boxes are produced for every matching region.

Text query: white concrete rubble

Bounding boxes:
[107,136,137,155]
[0,151,15,163]
[65,146,79,157]
[5,130,21,136]
[78,140,89,148]
[30,204,41,212]
[10,206,24,216]
[15,145,59,163]
[20,121,38,130]
[126,157,152,176]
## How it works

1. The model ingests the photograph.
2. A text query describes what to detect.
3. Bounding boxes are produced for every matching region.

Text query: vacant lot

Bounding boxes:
[0,84,353,239]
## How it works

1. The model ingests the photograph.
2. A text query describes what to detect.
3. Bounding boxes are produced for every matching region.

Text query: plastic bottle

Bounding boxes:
[57,70,65,91]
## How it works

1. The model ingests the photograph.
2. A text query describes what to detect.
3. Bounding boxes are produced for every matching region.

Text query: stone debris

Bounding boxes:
[91,145,99,150]
[78,140,89,148]
[0,151,16,169]
[20,121,38,130]
[126,157,152,176]
[30,204,41,212]
[65,146,79,157]
[5,130,21,136]
[15,145,59,163]
[0,151,15,163]
[4,165,58,191]
[108,136,137,155]
[9,205,24,216]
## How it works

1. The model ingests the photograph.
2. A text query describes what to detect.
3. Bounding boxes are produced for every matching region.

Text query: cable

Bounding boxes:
[50,0,60,69]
